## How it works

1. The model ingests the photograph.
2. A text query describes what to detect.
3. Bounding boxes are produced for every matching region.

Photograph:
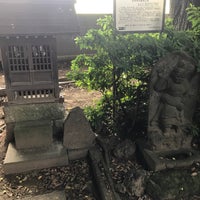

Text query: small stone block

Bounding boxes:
[3,142,69,174]
[63,107,95,149]
[21,191,66,200]
[14,120,53,149]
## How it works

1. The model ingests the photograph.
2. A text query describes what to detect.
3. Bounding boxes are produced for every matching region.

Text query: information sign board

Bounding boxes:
[114,0,165,32]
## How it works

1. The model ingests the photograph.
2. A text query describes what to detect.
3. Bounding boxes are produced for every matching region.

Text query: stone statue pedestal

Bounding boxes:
[3,102,68,174]
[138,140,200,171]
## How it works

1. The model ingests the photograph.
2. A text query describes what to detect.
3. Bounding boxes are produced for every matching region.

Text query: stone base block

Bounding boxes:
[4,142,68,174]
[137,141,200,171]
[14,120,53,149]
[3,102,67,144]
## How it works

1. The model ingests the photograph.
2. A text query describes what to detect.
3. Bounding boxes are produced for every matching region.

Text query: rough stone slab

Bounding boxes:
[4,102,66,123]
[137,141,200,171]
[14,120,53,149]
[63,107,96,149]
[21,191,66,200]
[4,142,68,174]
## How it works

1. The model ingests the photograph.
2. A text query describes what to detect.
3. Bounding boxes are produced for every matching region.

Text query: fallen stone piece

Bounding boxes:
[21,191,66,200]
[88,148,121,200]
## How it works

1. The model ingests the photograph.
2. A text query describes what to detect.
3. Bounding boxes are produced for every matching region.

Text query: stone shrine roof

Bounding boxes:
[0,0,80,36]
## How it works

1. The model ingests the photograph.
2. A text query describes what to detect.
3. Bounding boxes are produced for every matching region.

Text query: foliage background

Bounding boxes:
[68,5,200,139]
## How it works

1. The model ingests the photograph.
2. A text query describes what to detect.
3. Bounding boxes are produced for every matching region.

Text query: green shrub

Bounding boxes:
[68,7,200,138]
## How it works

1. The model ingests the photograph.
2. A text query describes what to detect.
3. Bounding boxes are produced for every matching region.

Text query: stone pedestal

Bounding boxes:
[14,120,53,149]
[3,102,68,174]
[4,103,67,145]
[137,141,200,171]
[4,142,68,174]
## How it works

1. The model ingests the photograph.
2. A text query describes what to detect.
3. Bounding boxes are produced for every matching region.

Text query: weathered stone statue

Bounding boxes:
[138,52,200,198]
[148,51,199,151]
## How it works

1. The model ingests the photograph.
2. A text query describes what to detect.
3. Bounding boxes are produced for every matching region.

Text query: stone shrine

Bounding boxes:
[0,0,95,174]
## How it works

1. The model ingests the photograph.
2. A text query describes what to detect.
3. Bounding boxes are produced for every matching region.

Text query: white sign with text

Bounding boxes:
[114,0,165,32]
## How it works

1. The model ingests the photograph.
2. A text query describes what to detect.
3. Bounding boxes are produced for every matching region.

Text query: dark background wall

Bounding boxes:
[56,14,111,59]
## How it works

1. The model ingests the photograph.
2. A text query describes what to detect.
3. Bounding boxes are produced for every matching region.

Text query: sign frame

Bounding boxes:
[114,0,166,33]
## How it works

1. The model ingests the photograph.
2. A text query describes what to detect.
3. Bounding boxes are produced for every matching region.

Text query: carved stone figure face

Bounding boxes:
[171,61,186,83]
